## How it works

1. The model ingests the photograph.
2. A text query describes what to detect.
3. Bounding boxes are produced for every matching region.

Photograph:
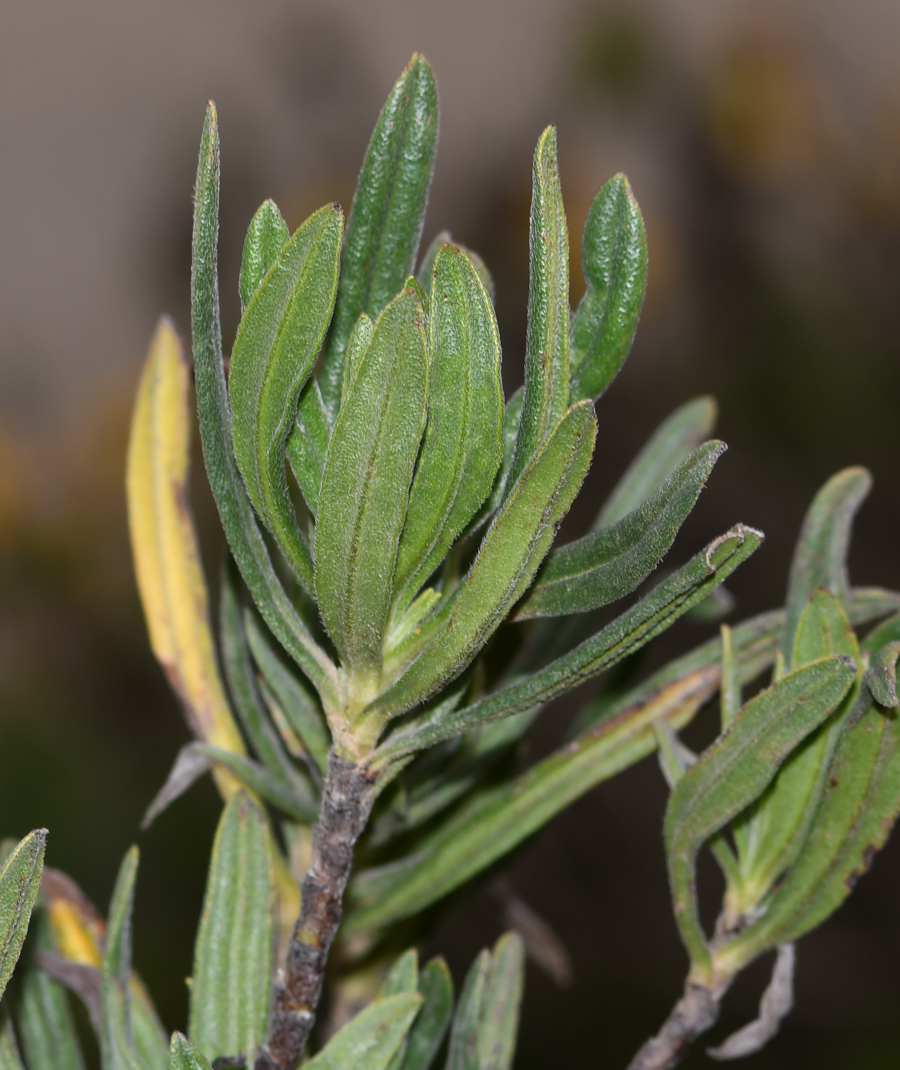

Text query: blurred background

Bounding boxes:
[2,0,900,1066]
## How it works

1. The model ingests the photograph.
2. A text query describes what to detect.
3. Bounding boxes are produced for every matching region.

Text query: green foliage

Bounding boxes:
[0,832,46,1003]
[189,792,275,1064]
[5,47,898,1070]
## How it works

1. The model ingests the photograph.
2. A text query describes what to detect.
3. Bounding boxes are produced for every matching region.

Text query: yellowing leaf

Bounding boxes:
[127,318,246,798]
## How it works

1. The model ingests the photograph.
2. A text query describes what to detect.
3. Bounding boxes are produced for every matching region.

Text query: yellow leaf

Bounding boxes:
[127,317,245,797]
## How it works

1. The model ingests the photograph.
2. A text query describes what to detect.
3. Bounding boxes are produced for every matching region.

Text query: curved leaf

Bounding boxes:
[230,203,342,584]
[596,396,717,528]
[781,467,871,668]
[190,102,337,705]
[665,656,856,978]
[568,173,647,404]
[516,440,725,619]
[371,402,596,725]
[238,200,290,314]
[370,526,762,768]
[506,127,570,494]
[0,830,46,1000]
[319,54,438,417]
[399,958,453,1070]
[315,284,428,680]
[391,245,503,616]
[127,318,247,800]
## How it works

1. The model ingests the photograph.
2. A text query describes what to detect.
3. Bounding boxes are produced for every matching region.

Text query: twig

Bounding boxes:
[627,981,724,1070]
[255,754,375,1070]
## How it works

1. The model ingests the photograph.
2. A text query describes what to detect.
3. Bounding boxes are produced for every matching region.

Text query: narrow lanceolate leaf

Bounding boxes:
[219,560,308,794]
[190,103,337,706]
[506,127,570,495]
[127,318,247,801]
[319,54,438,417]
[338,312,375,407]
[418,233,495,302]
[392,245,503,616]
[478,934,525,1070]
[244,611,330,776]
[239,200,290,313]
[568,173,647,405]
[445,951,489,1070]
[316,285,428,675]
[305,993,423,1070]
[101,847,142,1070]
[19,916,87,1070]
[596,397,717,528]
[372,402,596,724]
[516,440,725,619]
[168,1033,212,1070]
[348,657,720,933]
[733,589,859,909]
[0,830,46,1000]
[0,1019,24,1070]
[230,203,342,584]
[189,792,275,1065]
[718,694,900,973]
[780,467,871,669]
[399,958,453,1070]
[370,526,762,769]
[665,657,856,978]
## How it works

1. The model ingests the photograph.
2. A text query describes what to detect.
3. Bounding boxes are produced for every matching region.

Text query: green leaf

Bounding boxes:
[665,656,856,978]
[305,993,423,1070]
[190,103,338,706]
[372,402,596,725]
[244,610,330,776]
[467,387,524,536]
[596,397,717,528]
[189,792,275,1065]
[718,694,900,973]
[349,645,723,934]
[505,127,570,495]
[370,525,762,768]
[381,950,419,997]
[864,640,900,708]
[194,744,317,823]
[19,971,85,1070]
[731,589,860,908]
[516,440,725,619]
[445,950,488,1070]
[19,915,87,1070]
[219,559,313,793]
[101,847,142,1070]
[418,232,495,304]
[315,284,428,683]
[0,830,46,1001]
[286,378,331,515]
[477,933,525,1070]
[568,173,647,405]
[720,623,741,731]
[167,1033,212,1070]
[391,245,503,617]
[132,990,168,1070]
[239,199,290,314]
[399,958,453,1070]
[780,468,871,669]
[230,203,342,584]
[0,1018,24,1070]
[319,54,438,418]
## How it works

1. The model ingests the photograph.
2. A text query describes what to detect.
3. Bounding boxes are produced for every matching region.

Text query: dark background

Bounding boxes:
[1,1,900,1066]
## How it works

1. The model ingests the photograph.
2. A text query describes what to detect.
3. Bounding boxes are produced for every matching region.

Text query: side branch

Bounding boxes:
[255,754,375,1070]
[627,981,723,1070]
